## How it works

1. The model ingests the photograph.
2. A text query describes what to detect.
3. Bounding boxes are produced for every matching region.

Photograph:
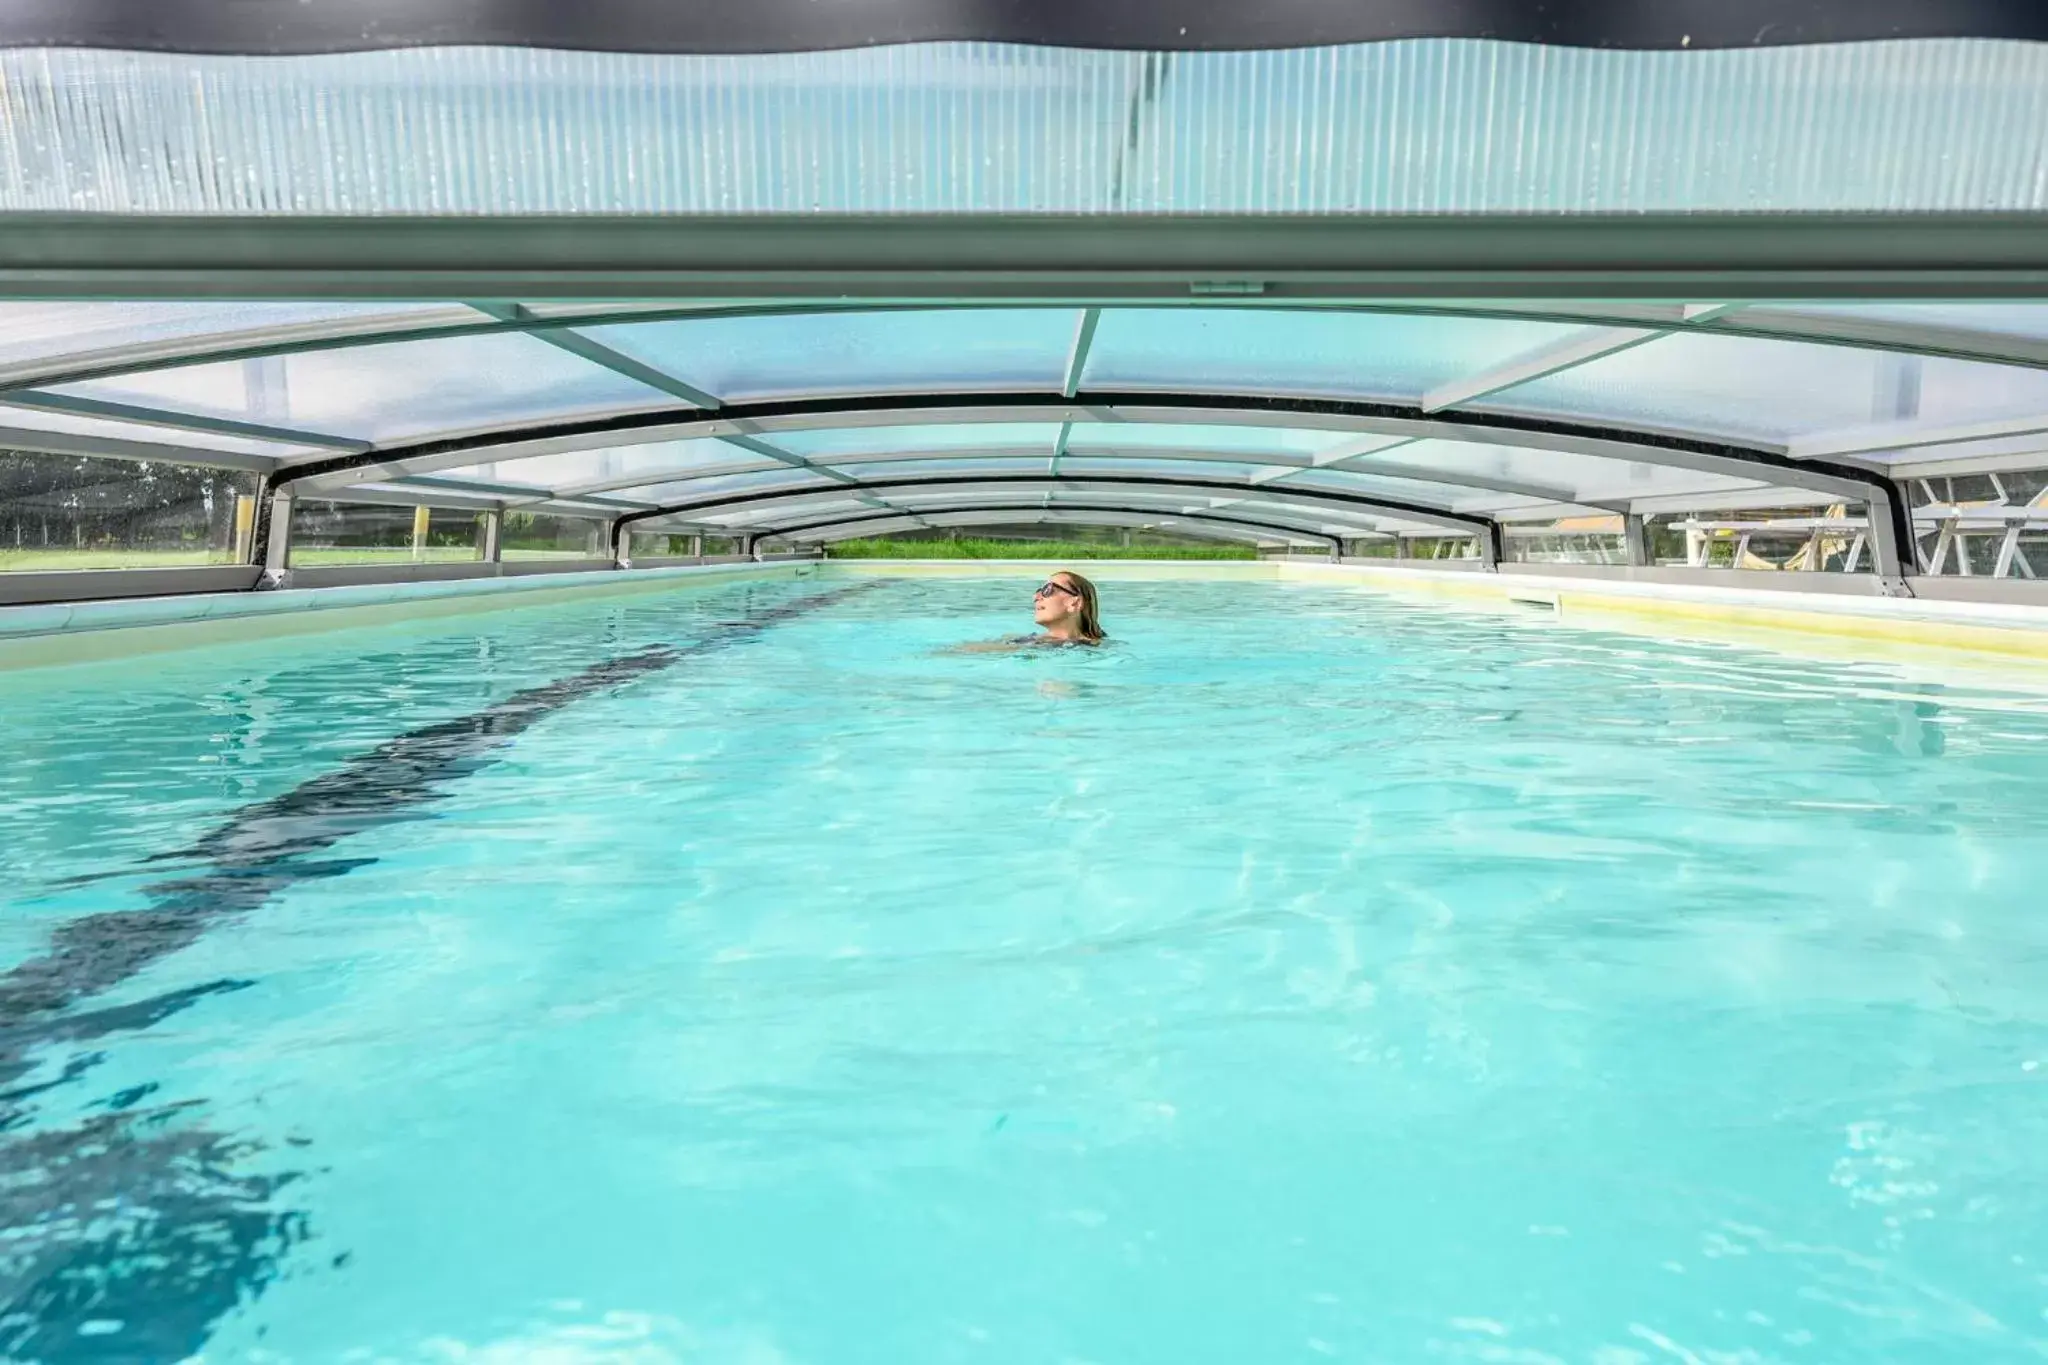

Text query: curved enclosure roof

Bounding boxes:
[2,12,2047,580]
[3,299,2047,557]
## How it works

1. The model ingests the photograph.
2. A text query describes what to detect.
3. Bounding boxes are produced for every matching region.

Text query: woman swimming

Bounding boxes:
[952,570,1106,652]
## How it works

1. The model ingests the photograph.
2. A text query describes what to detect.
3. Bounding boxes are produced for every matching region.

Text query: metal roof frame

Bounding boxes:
[6,213,2048,302]
[250,389,1909,573]
[748,502,1350,551]
[604,471,1507,562]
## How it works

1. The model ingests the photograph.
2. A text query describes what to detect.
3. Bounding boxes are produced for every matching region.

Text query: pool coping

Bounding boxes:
[0,560,818,671]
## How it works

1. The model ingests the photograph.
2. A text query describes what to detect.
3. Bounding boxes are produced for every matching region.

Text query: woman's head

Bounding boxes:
[1032,569,1104,642]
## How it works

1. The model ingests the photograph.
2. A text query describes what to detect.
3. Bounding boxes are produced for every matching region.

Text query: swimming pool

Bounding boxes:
[3,572,2046,1362]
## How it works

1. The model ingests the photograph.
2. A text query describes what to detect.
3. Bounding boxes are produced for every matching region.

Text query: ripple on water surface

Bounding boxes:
[1,575,2046,1362]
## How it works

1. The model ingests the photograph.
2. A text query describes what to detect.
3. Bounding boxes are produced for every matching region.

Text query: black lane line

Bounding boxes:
[0,578,884,1363]
[0,579,882,1056]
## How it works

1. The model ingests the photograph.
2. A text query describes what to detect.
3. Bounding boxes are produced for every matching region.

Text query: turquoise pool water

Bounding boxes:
[3,572,2047,1363]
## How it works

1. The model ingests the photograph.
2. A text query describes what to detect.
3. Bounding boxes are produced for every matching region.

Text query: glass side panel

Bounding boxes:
[50,333,671,445]
[584,311,1074,402]
[626,530,743,557]
[0,401,317,460]
[435,440,751,495]
[0,452,259,571]
[1475,332,2048,444]
[287,501,487,567]
[498,512,607,561]
[771,424,1065,458]
[1080,310,1573,403]
[0,302,467,376]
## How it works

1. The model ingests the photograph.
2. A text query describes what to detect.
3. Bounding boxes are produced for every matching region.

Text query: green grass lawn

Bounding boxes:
[823,537,1256,560]
[0,548,232,571]
[288,546,482,566]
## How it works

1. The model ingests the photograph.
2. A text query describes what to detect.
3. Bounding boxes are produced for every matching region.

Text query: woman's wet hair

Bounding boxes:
[1053,570,1105,643]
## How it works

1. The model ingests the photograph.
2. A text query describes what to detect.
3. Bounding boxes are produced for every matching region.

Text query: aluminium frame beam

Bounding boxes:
[0,420,278,473]
[7,213,2048,302]
[469,300,864,489]
[1420,303,1741,414]
[0,390,368,452]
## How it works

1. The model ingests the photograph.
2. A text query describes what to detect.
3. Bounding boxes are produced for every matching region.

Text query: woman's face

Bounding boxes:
[1033,575,1082,626]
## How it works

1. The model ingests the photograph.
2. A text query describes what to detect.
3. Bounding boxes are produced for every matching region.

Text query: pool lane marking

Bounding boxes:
[0,579,885,1068]
[0,579,888,1358]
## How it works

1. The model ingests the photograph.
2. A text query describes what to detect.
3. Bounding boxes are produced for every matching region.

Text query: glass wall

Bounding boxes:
[1506,525,1628,565]
[0,451,258,572]
[627,531,742,558]
[499,512,606,561]
[287,501,486,567]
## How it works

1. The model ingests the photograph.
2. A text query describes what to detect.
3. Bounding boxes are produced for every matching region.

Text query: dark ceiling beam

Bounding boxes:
[7,213,2048,301]
[6,0,2039,54]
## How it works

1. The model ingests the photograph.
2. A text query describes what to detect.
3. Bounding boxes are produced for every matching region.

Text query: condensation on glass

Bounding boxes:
[0,451,258,572]
[500,513,608,562]
[287,501,488,568]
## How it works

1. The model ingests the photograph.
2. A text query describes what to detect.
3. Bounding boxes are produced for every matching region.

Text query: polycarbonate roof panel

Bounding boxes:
[584,311,1074,402]
[1063,422,1352,457]
[1250,467,1545,510]
[49,332,672,445]
[0,400,317,460]
[1050,449,1296,474]
[1345,440,1764,505]
[1472,331,2048,445]
[0,302,470,379]
[1081,310,1571,403]
[1761,303,2048,343]
[1053,458,1277,484]
[770,424,1065,458]
[620,467,834,508]
[6,41,2046,213]
[843,458,1054,482]
[436,440,752,494]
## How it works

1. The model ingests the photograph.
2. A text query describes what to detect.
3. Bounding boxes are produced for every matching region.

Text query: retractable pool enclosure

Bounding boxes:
[4,5,2048,607]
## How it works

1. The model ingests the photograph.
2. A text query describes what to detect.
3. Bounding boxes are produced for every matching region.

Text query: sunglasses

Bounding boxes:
[1035,580,1080,600]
